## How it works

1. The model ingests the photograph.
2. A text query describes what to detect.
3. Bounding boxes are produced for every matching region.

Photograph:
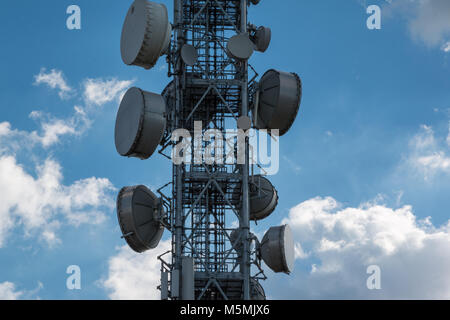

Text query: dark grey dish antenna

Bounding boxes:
[253,26,272,53]
[249,175,278,221]
[120,0,172,70]
[260,225,295,274]
[181,44,198,66]
[117,185,165,253]
[115,87,167,160]
[227,33,254,61]
[253,69,302,136]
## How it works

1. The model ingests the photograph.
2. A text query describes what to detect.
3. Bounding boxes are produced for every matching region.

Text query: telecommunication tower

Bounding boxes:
[114,0,302,300]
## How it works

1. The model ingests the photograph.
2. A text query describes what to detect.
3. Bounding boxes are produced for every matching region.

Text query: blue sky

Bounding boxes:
[0,0,450,300]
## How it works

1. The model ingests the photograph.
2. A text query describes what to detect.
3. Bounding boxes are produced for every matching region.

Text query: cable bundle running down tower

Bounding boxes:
[114,0,302,300]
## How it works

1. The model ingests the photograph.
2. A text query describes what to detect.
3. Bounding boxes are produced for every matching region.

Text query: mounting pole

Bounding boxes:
[173,0,183,298]
[240,0,251,301]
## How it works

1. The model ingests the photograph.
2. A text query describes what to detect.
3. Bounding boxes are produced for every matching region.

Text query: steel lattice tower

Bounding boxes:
[160,0,257,300]
[115,0,300,301]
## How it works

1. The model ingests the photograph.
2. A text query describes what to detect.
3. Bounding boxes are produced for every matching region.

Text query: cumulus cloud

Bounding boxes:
[0,154,116,247]
[83,78,133,106]
[29,69,134,148]
[101,241,171,300]
[29,107,90,148]
[442,42,450,52]
[407,0,450,48]
[0,281,43,300]
[407,124,450,179]
[34,69,73,99]
[0,282,24,300]
[100,197,450,300]
[279,196,450,299]
[0,69,131,248]
[386,0,450,51]
[0,108,89,150]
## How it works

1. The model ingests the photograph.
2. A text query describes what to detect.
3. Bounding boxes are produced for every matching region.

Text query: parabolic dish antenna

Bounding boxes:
[120,0,172,70]
[249,175,278,221]
[253,26,271,53]
[117,185,165,253]
[237,115,252,131]
[233,175,278,221]
[227,33,254,61]
[250,279,266,300]
[260,225,295,274]
[181,44,198,66]
[253,69,302,136]
[115,87,167,160]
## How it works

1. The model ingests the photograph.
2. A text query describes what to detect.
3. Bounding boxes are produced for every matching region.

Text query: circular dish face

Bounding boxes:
[283,225,295,274]
[237,116,252,131]
[115,87,144,157]
[255,69,302,136]
[121,0,149,66]
[254,26,271,53]
[260,224,295,274]
[120,0,171,69]
[115,87,167,160]
[227,33,254,61]
[250,279,266,300]
[249,175,278,221]
[117,185,164,253]
[181,44,198,66]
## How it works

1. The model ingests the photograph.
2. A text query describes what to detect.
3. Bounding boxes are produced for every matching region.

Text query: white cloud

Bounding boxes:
[101,241,171,300]
[83,78,133,106]
[407,124,450,179]
[280,196,450,299]
[0,154,115,247]
[442,42,450,52]
[29,69,134,148]
[34,69,73,99]
[0,109,89,150]
[408,0,450,47]
[387,0,450,49]
[0,281,43,300]
[29,107,91,148]
[0,69,131,248]
[0,282,24,300]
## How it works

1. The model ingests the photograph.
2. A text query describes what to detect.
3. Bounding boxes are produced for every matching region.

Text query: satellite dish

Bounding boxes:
[250,0,261,4]
[252,26,271,53]
[260,225,295,274]
[121,0,172,70]
[230,229,257,252]
[233,175,278,221]
[181,44,198,66]
[227,33,254,61]
[253,69,302,136]
[117,185,165,253]
[230,229,241,251]
[249,175,278,221]
[250,279,266,300]
[115,87,167,160]
[237,116,252,131]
